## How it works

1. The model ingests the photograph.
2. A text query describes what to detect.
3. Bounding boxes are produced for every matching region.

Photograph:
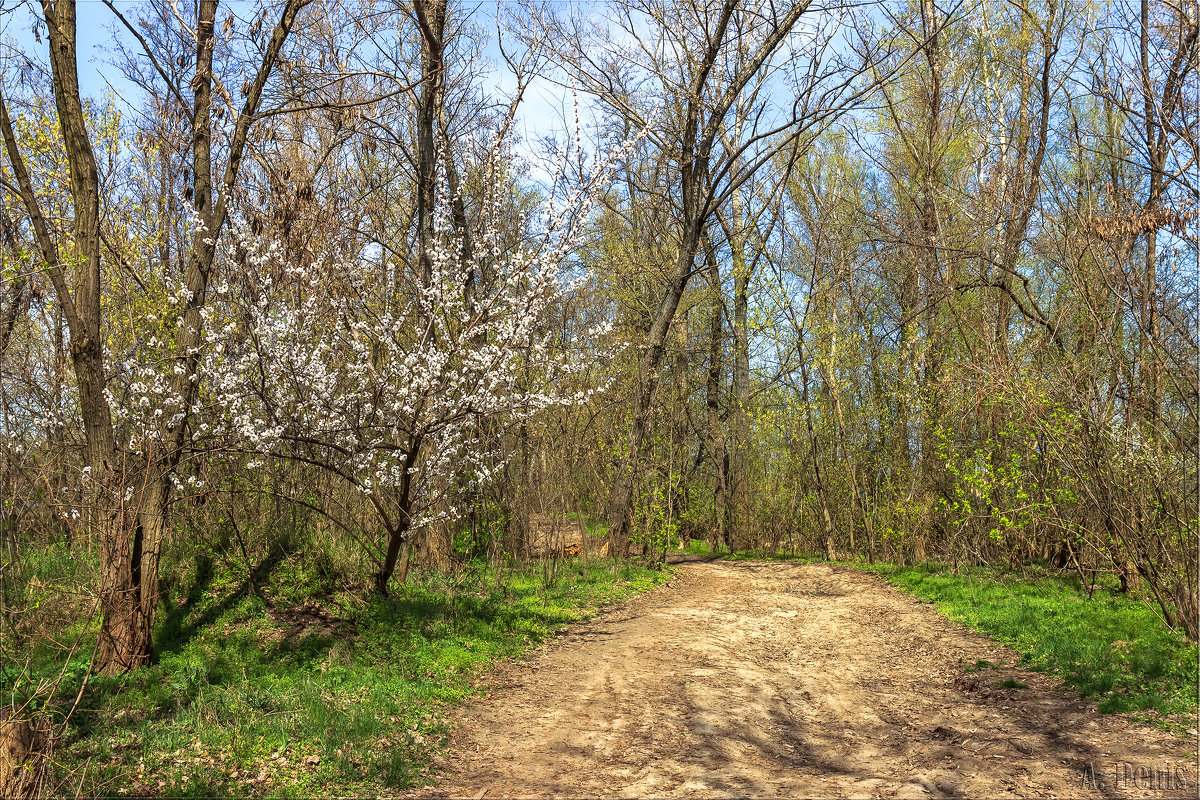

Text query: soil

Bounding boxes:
[414,557,1197,798]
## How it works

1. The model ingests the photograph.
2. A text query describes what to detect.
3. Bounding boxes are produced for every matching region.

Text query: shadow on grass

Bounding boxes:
[52,556,669,797]
[156,545,291,659]
[65,547,294,747]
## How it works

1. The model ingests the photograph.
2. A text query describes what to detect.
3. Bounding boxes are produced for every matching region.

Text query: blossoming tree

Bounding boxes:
[205,142,626,593]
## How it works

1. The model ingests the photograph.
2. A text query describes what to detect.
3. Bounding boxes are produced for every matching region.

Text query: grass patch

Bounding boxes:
[566,512,609,539]
[860,563,1197,726]
[7,551,669,797]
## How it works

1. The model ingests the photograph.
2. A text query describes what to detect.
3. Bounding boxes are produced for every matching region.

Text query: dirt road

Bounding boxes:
[420,558,1195,798]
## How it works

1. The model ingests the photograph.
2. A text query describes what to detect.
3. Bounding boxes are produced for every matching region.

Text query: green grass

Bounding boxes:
[7,550,670,797]
[860,563,1197,725]
[565,511,609,538]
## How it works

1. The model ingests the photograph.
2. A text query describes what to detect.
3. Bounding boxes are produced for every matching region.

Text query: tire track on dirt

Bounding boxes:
[414,559,1195,798]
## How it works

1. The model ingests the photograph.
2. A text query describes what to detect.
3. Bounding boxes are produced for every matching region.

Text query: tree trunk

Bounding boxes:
[798,345,835,560]
[375,447,420,595]
[376,509,414,595]
[728,192,752,550]
[12,0,146,672]
[413,0,446,292]
[606,219,704,552]
[704,237,731,550]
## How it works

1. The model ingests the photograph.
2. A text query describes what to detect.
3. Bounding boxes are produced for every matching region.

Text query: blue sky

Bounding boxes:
[4,1,145,102]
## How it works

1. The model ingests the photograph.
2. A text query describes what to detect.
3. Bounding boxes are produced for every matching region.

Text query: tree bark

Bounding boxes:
[413,0,446,292]
[703,236,731,549]
[728,191,751,550]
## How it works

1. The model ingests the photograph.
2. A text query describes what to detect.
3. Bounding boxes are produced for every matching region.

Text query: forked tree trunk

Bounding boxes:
[604,0,812,553]
[376,512,414,596]
[91,501,145,659]
[1,0,309,672]
[94,481,168,672]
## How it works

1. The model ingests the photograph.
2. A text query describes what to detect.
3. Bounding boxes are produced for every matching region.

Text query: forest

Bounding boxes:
[0,0,1196,795]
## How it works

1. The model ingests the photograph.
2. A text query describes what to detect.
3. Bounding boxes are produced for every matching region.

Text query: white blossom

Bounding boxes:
[202,136,636,540]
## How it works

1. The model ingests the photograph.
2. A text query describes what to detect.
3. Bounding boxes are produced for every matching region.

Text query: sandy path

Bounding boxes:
[416,558,1196,798]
